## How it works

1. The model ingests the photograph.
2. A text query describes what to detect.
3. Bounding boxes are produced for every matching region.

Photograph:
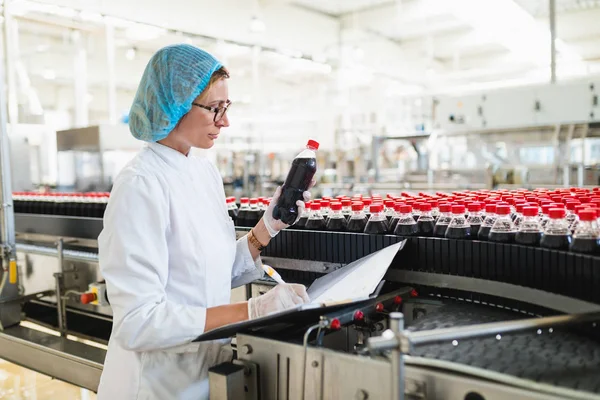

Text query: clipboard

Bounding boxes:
[193,240,405,342]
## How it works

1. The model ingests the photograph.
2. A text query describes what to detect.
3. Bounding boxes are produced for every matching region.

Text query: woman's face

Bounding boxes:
[162,78,230,153]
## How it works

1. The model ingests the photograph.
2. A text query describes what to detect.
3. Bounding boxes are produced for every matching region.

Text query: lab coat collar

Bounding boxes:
[148,142,190,171]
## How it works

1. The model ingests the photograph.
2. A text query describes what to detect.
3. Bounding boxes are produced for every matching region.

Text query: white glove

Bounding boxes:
[262,181,315,238]
[247,283,310,320]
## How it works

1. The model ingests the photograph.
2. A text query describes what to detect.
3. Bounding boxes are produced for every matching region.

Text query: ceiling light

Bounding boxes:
[249,16,266,33]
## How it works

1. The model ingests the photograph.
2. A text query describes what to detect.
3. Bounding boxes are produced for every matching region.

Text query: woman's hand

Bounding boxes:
[262,180,315,237]
[247,283,310,319]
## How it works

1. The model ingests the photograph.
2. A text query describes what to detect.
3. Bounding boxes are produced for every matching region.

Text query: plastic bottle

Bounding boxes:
[246,199,262,227]
[445,205,471,239]
[362,198,373,220]
[320,199,331,221]
[540,208,572,251]
[235,198,251,227]
[341,199,352,221]
[272,140,319,225]
[347,202,368,233]
[416,203,435,237]
[294,201,311,229]
[429,200,440,222]
[465,202,484,238]
[540,204,556,229]
[226,197,238,222]
[388,203,403,233]
[565,201,579,231]
[515,206,543,246]
[393,204,418,237]
[326,202,348,232]
[433,203,453,237]
[258,197,267,219]
[512,203,527,228]
[569,209,599,254]
[488,205,517,243]
[364,204,389,234]
[478,204,498,241]
[412,202,422,222]
[384,200,396,222]
[305,202,327,231]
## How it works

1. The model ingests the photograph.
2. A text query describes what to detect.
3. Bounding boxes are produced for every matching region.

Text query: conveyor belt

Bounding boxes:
[407,303,600,394]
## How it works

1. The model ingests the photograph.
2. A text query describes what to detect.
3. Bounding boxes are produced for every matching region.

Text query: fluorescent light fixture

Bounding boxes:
[448,0,581,64]
[249,16,266,33]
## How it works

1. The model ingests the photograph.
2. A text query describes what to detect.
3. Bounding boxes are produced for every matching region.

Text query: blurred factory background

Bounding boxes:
[4,0,600,197]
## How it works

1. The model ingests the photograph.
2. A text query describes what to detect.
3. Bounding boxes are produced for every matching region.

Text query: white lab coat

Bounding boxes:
[97,142,263,400]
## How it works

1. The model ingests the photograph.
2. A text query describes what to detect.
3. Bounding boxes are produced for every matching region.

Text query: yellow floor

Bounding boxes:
[0,358,96,400]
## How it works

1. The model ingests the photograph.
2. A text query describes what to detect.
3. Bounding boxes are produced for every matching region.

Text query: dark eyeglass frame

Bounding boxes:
[192,99,232,122]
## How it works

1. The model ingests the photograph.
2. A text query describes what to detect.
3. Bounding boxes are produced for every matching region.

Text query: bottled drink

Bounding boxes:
[412,202,422,222]
[393,204,418,237]
[272,140,319,225]
[433,203,452,237]
[246,199,262,227]
[362,198,373,220]
[488,205,517,243]
[294,201,311,229]
[305,202,327,231]
[258,197,267,219]
[416,203,435,237]
[429,200,440,222]
[445,205,471,239]
[478,204,498,241]
[235,198,252,227]
[388,203,403,233]
[540,208,572,251]
[565,201,579,232]
[465,202,484,238]
[515,206,543,246]
[227,197,238,222]
[320,199,331,222]
[347,202,368,233]
[570,209,600,254]
[326,202,348,232]
[341,199,352,221]
[364,204,389,234]
[384,200,396,222]
[513,203,526,228]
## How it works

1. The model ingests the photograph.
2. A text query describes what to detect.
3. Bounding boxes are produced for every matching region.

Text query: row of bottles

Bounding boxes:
[13,192,109,218]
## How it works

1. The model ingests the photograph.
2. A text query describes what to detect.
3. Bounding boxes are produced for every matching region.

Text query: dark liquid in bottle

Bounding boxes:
[295,216,308,229]
[364,220,389,234]
[515,231,542,246]
[394,223,418,237]
[347,217,368,233]
[469,224,481,238]
[305,218,327,231]
[326,217,348,232]
[235,210,251,227]
[228,209,238,223]
[272,157,317,225]
[417,220,435,237]
[433,224,449,238]
[478,226,491,241]
[488,231,515,243]
[389,217,400,233]
[570,238,600,254]
[540,234,572,250]
[412,214,420,222]
[445,226,471,239]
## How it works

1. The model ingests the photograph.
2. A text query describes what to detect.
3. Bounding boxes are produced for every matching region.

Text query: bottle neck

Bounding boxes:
[350,210,366,219]
[329,210,344,219]
[309,210,324,219]
[369,211,386,221]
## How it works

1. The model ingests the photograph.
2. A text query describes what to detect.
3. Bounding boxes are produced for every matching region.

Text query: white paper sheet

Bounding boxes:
[306,241,404,305]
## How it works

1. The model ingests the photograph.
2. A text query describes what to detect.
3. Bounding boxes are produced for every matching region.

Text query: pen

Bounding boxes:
[262,264,286,284]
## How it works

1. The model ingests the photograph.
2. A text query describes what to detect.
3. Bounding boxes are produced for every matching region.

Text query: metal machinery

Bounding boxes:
[3,202,600,399]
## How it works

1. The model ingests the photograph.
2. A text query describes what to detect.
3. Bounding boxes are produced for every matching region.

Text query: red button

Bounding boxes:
[80,292,97,304]
[394,296,403,305]
[330,318,341,330]
[353,310,364,321]
[410,289,419,298]
[375,303,384,312]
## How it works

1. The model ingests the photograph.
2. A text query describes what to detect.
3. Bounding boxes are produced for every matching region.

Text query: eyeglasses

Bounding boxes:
[192,100,232,122]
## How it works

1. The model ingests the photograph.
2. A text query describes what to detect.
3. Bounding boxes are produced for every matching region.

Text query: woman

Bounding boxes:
[97,44,311,400]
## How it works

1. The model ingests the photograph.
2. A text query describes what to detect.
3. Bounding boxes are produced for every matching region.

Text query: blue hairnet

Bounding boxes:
[128,44,223,142]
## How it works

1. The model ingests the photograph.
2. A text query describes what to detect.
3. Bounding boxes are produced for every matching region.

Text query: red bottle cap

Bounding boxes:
[549,208,566,219]
[515,203,526,213]
[384,200,394,208]
[496,205,511,215]
[310,203,321,211]
[439,203,452,213]
[363,198,372,206]
[579,209,597,221]
[370,204,384,213]
[466,203,480,212]
[420,203,432,212]
[452,205,466,214]
[240,197,249,203]
[330,202,342,211]
[399,205,412,214]
[250,198,258,204]
[522,206,538,217]
[341,199,351,207]
[307,139,320,150]
[351,202,364,211]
